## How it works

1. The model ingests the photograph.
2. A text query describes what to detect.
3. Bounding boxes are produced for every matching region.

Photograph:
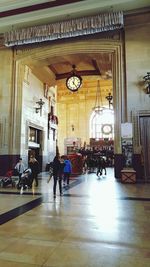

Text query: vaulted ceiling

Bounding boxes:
[29,51,113,85]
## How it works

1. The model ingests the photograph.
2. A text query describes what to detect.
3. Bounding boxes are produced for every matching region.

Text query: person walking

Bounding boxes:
[47,161,54,183]
[63,157,72,186]
[29,156,40,187]
[15,158,25,180]
[58,156,66,195]
[97,156,107,178]
[52,155,65,198]
[96,156,102,178]
[82,155,88,174]
[101,157,107,175]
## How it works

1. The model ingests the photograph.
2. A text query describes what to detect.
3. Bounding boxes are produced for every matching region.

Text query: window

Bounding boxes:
[90,109,114,140]
[28,127,40,143]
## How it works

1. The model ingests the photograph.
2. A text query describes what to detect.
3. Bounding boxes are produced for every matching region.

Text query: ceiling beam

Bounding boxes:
[0,0,83,18]
[48,59,101,80]
[92,59,101,75]
[55,70,101,80]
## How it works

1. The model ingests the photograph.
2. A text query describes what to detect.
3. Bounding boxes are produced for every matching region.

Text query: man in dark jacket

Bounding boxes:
[53,155,65,198]
[97,156,107,177]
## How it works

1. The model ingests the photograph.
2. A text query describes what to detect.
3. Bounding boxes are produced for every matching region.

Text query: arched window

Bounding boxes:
[90,108,114,140]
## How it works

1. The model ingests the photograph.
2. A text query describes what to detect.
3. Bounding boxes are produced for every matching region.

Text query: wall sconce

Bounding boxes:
[143,72,150,96]
[71,124,75,131]
[106,92,113,109]
[35,98,45,115]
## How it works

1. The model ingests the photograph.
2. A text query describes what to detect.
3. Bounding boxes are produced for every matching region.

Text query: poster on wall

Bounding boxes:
[121,123,133,138]
[121,123,133,168]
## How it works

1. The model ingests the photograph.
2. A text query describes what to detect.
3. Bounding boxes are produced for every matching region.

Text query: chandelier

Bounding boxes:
[92,80,103,114]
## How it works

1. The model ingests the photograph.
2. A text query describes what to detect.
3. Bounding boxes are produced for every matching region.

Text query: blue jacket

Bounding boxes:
[64,160,72,173]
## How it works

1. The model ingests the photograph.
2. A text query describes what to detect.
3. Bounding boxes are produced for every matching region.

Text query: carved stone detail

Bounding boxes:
[0,116,8,149]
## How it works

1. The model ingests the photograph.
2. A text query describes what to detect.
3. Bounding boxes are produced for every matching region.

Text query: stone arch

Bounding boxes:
[15,37,126,153]
[10,35,126,179]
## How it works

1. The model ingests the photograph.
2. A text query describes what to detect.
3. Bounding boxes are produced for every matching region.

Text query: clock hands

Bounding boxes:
[73,77,76,86]
[66,75,82,91]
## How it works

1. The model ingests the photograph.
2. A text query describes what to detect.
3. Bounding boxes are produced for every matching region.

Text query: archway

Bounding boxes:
[13,34,126,178]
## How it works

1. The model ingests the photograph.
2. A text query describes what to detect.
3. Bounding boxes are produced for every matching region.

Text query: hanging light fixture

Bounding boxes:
[92,80,103,114]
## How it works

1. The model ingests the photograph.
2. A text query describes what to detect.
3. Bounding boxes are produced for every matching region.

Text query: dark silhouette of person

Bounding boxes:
[97,157,107,177]
[53,155,65,198]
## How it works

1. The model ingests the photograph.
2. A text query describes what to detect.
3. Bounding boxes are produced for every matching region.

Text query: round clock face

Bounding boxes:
[102,124,112,135]
[66,75,82,92]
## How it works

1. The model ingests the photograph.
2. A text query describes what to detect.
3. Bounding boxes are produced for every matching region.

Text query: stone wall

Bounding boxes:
[125,23,150,116]
[21,66,56,170]
[0,58,56,174]
[0,48,14,174]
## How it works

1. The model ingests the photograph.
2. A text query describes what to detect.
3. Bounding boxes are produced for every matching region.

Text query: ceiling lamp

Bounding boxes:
[92,80,103,114]
[66,65,82,92]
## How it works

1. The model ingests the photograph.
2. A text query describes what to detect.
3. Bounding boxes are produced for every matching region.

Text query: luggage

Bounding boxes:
[1,177,14,187]
[1,170,15,188]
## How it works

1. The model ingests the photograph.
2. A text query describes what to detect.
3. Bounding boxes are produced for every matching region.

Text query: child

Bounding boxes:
[47,162,53,183]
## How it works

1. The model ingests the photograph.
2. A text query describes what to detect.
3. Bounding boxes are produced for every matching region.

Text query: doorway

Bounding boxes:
[139,116,150,181]
[28,126,43,171]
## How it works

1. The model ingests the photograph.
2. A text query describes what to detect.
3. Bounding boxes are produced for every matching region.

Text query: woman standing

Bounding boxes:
[29,156,40,187]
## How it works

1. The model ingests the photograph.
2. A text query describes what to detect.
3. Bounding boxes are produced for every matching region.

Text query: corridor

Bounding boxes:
[0,168,150,267]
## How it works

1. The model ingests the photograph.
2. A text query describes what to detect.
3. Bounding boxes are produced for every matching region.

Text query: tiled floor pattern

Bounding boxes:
[0,168,150,267]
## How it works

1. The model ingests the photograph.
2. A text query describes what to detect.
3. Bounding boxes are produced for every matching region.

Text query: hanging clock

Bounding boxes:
[102,124,112,135]
[66,74,82,92]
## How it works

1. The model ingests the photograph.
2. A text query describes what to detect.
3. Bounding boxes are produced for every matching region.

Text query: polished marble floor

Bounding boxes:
[0,168,150,267]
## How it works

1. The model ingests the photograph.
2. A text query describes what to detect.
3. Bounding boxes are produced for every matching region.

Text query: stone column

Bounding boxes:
[0,46,24,174]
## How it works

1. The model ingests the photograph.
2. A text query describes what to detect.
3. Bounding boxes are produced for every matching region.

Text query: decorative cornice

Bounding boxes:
[4,12,124,47]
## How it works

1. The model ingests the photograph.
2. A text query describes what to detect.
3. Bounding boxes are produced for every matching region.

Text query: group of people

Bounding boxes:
[14,153,106,196]
[49,154,72,198]
[82,155,107,177]
[14,154,72,197]
[15,156,40,188]
[79,145,114,167]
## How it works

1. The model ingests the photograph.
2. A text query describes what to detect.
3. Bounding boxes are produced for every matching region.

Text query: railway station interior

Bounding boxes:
[0,1,150,266]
